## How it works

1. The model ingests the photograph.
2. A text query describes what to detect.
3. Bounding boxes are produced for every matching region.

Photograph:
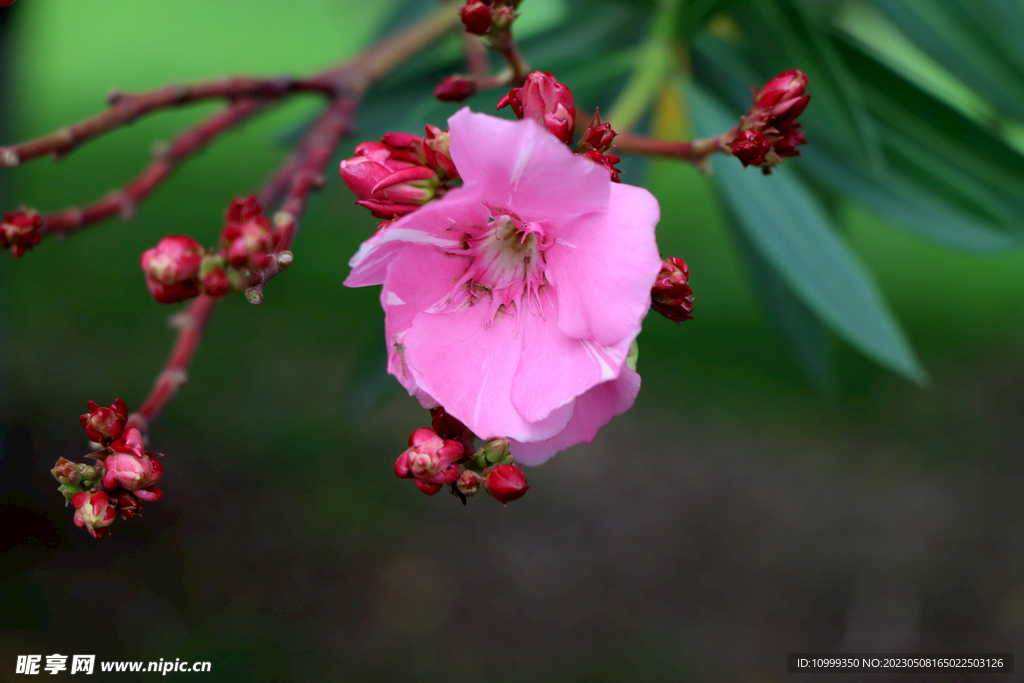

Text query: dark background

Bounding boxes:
[2,1,1023,681]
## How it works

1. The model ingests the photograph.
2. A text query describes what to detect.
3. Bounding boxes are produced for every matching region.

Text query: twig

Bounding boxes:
[39,99,263,237]
[0,78,331,167]
[126,294,219,433]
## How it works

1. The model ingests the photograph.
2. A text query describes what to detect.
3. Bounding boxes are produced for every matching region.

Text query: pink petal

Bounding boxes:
[381,244,471,398]
[345,185,487,287]
[511,288,633,423]
[447,108,609,221]
[510,367,641,466]
[546,182,662,346]
[404,302,574,442]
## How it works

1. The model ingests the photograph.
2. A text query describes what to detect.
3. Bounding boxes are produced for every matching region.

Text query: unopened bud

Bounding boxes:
[484,463,529,503]
[457,469,484,496]
[730,129,771,168]
[497,72,576,144]
[1,210,42,258]
[80,398,128,445]
[479,437,512,464]
[460,0,493,35]
[140,235,205,304]
[651,257,694,323]
[114,491,142,519]
[435,75,478,102]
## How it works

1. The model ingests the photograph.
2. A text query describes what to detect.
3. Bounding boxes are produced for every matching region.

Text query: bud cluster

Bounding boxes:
[52,399,166,538]
[339,126,459,223]
[393,407,529,504]
[576,110,623,183]
[460,0,522,38]
[651,257,694,323]
[731,70,809,174]
[140,195,287,304]
[1,210,42,258]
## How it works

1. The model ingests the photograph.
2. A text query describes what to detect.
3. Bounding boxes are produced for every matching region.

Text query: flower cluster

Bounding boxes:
[576,110,623,183]
[1,210,42,258]
[52,399,164,538]
[140,195,286,304]
[343,71,664,493]
[730,70,809,173]
[339,127,458,224]
[394,415,529,504]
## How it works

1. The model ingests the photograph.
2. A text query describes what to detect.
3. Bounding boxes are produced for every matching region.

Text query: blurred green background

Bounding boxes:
[2,0,1024,681]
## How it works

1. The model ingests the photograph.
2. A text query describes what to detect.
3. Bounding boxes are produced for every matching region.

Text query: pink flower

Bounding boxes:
[345,108,662,464]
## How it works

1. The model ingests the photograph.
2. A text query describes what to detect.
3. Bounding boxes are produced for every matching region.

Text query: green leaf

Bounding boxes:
[800,147,1022,252]
[687,83,926,383]
[835,37,1024,222]
[726,208,837,394]
[868,0,1024,120]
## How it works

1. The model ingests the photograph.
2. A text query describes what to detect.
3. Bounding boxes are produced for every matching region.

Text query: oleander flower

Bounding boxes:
[344,108,662,464]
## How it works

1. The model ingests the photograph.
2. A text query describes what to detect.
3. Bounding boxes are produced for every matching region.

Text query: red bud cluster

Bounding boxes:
[1,210,42,257]
[55,399,166,538]
[731,70,809,173]
[576,110,623,183]
[139,195,285,305]
[459,0,522,37]
[340,127,458,221]
[394,415,530,504]
[651,257,694,323]
[498,71,577,144]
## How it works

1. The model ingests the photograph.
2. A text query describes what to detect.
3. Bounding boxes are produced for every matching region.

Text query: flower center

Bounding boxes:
[445,208,549,324]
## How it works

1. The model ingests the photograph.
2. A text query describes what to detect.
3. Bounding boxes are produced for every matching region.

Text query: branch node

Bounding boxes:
[245,287,264,305]
[1,149,19,167]
[276,251,294,270]
[273,211,295,229]
[106,89,129,106]
[170,84,190,102]
[112,191,137,221]
[152,140,171,161]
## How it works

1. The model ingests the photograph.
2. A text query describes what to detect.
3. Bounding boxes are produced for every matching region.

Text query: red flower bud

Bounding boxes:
[457,469,484,496]
[101,427,164,492]
[754,69,809,122]
[581,122,617,153]
[771,121,807,158]
[583,150,622,183]
[340,140,443,219]
[394,427,464,494]
[424,125,459,180]
[484,463,529,503]
[1,210,42,257]
[461,0,493,35]
[140,235,205,303]
[430,406,466,440]
[497,71,576,144]
[435,75,478,102]
[72,490,116,538]
[651,257,693,323]
[79,398,128,445]
[114,491,142,519]
[730,129,771,168]
[201,266,231,297]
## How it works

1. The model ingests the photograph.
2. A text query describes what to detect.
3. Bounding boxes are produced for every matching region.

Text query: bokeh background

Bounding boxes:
[2,0,1024,681]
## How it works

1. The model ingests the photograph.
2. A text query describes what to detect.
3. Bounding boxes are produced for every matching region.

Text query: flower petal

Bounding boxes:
[404,302,574,442]
[382,244,471,398]
[510,367,641,466]
[546,182,663,346]
[345,185,486,287]
[511,288,633,423]
[448,108,609,221]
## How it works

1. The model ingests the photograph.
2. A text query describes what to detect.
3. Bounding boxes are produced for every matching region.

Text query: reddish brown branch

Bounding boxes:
[39,99,263,237]
[0,78,332,167]
[126,294,219,433]
[245,97,358,304]
[612,128,738,165]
